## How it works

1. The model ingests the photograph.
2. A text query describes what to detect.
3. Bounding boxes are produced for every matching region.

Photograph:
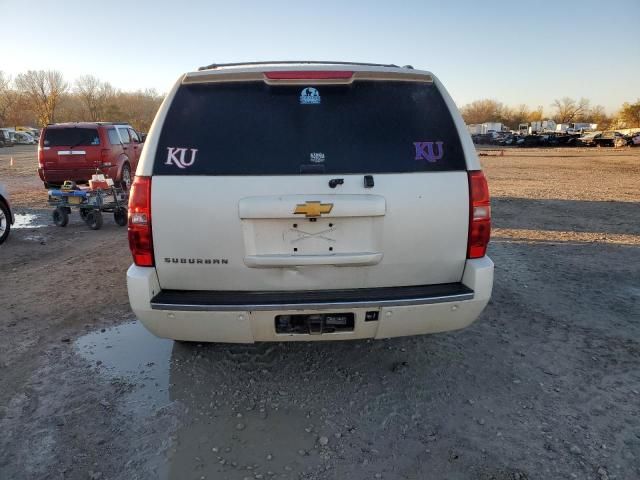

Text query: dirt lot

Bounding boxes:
[1,145,639,480]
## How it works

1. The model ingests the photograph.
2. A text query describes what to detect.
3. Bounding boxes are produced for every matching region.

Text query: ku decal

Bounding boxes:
[310,152,325,163]
[166,147,198,169]
[413,141,444,163]
[300,87,321,105]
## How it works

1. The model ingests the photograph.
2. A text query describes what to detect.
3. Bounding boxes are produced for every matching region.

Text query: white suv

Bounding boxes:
[127,61,493,343]
[0,182,14,244]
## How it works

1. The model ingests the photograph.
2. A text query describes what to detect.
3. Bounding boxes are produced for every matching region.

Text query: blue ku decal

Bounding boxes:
[413,141,444,162]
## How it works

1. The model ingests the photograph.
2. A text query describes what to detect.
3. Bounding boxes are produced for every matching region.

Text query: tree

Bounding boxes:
[585,105,610,128]
[460,99,506,125]
[618,100,640,128]
[528,106,544,122]
[0,71,16,126]
[76,75,115,121]
[106,88,163,132]
[502,104,533,128]
[551,97,590,123]
[14,70,68,126]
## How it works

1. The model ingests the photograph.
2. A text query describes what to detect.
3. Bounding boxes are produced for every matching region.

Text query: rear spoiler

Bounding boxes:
[183,69,433,86]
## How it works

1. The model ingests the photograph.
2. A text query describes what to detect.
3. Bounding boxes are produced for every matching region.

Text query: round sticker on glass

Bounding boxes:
[300,87,321,105]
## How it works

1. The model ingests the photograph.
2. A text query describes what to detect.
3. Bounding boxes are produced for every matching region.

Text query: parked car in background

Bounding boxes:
[127,61,494,343]
[576,131,602,147]
[0,182,14,244]
[0,129,14,147]
[15,126,40,140]
[37,122,144,189]
[628,132,640,146]
[12,131,37,145]
[594,131,626,148]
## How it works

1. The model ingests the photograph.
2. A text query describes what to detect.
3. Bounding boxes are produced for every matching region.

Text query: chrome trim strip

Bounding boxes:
[150,292,474,312]
[57,150,86,155]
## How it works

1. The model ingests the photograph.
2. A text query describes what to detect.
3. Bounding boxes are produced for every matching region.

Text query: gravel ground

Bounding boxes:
[0,145,639,480]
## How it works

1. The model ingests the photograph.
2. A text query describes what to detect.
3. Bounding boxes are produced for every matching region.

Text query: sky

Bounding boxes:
[1,0,638,113]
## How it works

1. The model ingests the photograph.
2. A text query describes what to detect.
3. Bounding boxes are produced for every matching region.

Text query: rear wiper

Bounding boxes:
[68,139,87,149]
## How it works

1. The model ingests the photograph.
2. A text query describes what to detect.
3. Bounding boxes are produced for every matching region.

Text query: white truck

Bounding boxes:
[126,61,494,343]
[481,122,503,135]
[556,122,597,134]
[0,182,14,244]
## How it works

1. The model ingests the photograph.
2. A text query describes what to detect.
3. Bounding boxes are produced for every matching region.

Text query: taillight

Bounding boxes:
[38,147,44,167]
[100,149,110,166]
[128,176,154,267]
[264,71,353,80]
[467,171,491,259]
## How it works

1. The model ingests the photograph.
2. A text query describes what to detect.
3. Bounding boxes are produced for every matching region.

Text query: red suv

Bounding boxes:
[37,122,144,189]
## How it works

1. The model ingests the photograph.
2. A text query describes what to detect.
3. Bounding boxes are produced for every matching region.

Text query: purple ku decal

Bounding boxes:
[413,141,444,162]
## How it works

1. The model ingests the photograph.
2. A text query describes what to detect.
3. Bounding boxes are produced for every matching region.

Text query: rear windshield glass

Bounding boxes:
[43,127,100,147]
[154,80,465,175]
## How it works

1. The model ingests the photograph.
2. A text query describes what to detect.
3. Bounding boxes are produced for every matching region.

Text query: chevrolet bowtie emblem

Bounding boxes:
[294,201,333,218]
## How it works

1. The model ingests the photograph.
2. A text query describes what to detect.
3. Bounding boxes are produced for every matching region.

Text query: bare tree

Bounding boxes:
[0,71,17,126]
[14,70,68,125]
[76,75,115,121]
[0,72,10,102]
[75,74,100,120]
[551,97,590,123]
[106,88,163,132]
[585,105,610,128]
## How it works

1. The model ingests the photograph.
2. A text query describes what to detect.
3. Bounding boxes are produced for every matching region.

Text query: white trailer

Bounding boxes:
[528,120,556,134]
[481,122,503,134]
[567,122,597,134]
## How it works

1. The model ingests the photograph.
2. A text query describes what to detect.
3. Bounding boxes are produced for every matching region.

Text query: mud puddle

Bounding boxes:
[75,321,173,414]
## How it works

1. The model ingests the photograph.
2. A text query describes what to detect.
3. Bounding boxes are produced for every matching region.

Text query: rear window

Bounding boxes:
[43,127,100,147]
[153,80,465,175]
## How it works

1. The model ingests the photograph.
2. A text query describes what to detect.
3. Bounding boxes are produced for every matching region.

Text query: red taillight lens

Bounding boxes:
[264,70,353,80]
[100,149,110,166]
[128,176,154,267]
[467,171,491,259]
[38,147,44,167]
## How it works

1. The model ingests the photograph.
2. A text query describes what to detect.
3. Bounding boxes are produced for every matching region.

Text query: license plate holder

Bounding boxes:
[275,313,355,335]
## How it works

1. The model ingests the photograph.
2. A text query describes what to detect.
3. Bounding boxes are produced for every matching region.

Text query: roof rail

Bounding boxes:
[44,121,131,126]
[197,60,402,71]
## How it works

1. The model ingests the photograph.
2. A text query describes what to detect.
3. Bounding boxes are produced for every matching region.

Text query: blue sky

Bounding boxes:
[2,0,638,112]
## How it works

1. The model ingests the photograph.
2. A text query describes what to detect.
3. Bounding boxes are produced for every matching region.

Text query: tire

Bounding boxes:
[0,201,10,244]
[52,206,69,227]
[114,207,127,227]
[117,163,132,191]
[84,210,103,230]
